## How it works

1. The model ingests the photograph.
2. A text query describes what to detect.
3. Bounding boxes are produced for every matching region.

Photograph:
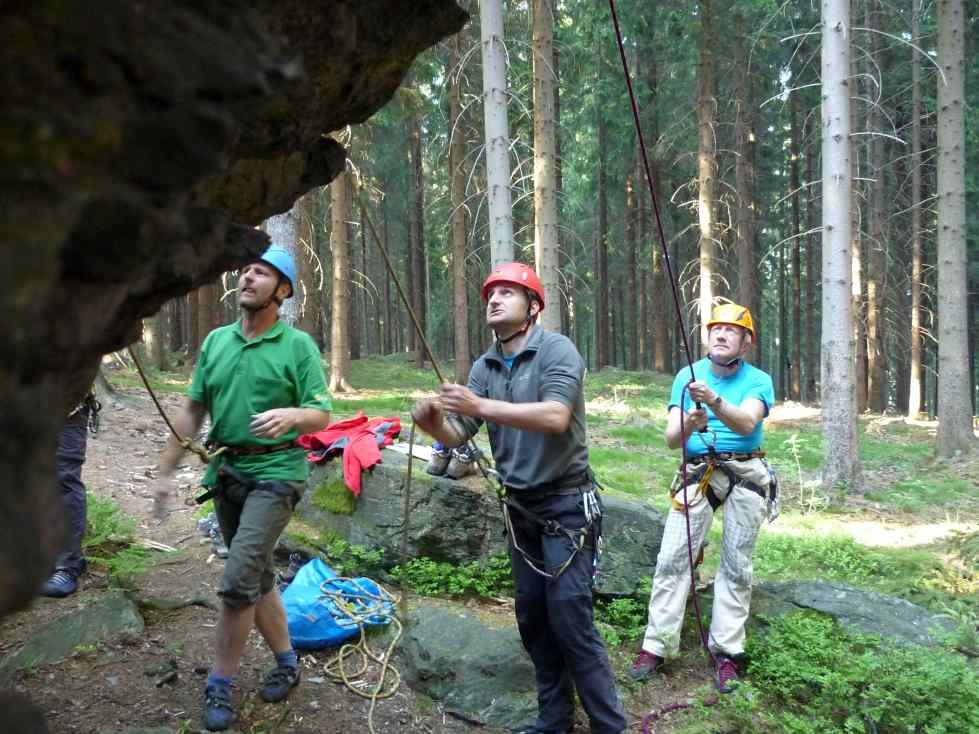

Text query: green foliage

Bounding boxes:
[389,554,513,598]
[729,612,979,734]
[83,492,153,586]
[595,596,646,648]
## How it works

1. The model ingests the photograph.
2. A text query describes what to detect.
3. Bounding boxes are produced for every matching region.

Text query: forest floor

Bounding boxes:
[1,355,977,734]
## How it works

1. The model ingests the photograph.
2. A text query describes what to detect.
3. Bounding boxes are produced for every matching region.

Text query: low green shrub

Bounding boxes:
[712,611,979,734]
[389,554,513,598]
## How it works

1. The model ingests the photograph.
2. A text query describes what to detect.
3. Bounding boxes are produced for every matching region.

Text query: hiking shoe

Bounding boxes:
[209,525,229,559]
[446,445,479,479]
[426,443,451,475]
[260,664,300,703]
[629,649,664,681]
[714,654,739,693]
[202,684,235,731]
[40,570,77,598]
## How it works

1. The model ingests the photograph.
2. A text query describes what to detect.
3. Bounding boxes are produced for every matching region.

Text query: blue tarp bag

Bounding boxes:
[282,557,394,650]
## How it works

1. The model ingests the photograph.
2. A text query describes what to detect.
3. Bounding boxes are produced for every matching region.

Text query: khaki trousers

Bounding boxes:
[641,458,769,657]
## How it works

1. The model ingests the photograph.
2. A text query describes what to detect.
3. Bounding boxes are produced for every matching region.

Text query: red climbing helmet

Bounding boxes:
[481,262,546,310]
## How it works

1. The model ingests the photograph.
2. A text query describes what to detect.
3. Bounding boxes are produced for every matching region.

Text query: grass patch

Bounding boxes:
[389,554,513,598]
[84,493,154,586]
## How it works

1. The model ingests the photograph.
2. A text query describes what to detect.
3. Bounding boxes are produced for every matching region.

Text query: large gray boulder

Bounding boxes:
[0,590,144,684]
[295,450,666,597]
[396,598,537,730]
[750,580,954,646]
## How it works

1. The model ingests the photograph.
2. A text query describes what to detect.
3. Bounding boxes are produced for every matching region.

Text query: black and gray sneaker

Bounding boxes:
[260,664,301,703]
[446,445,479,479]
[426,443,452,476]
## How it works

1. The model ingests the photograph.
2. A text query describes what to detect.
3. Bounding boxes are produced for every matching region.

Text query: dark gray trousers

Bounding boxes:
[508,488,626,734]
[55,410,88,574]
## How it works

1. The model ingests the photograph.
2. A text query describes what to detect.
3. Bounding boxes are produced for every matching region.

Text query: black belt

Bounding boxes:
[687,451,764,465]
[505,470,594,496]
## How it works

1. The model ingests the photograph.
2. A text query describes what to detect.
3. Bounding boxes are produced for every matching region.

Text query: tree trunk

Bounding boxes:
[850,0,867,413]
[805,134,819,403]
[935,0,974,455]
[790,93,803,401]
[450,30,472,383]
[329,171,353,393]
[596,109,610,369]
[865,0,887,412]
[295,191,324,349]
[198,283,217,349]
[187,290,200,358]
[532,0,561,332]
[554,43,569,337]
[263,208,298,325]
[696,0,716,352]
[908,0,924,418]
[733,14,758,336]
[481,0,514,265]
[821,0,861,492]
[407,104,428,367]
[625,165,638,370]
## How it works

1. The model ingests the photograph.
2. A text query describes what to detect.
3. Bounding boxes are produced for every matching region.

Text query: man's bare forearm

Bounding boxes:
[160,398,207,475]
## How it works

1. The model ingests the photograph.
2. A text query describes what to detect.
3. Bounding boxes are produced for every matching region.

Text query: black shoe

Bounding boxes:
[202,684,235,731]
[40,570,77,598]
[260,664,300,703]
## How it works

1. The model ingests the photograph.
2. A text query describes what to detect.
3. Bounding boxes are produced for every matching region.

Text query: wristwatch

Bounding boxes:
[711,394,723,409]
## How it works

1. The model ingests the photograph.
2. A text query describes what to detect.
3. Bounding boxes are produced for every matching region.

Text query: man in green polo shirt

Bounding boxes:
[160,245,331,732]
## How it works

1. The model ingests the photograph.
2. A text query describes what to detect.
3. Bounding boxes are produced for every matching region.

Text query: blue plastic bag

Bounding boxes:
[282,558,394,650]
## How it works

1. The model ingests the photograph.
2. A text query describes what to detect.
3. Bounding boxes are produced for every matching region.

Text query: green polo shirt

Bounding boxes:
[188,319,332,487]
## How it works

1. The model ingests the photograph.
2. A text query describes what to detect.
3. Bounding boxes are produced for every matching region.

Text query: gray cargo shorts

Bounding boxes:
[212,471,305,607]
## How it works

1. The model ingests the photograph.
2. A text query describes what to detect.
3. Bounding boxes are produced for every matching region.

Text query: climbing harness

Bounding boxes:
[320,576,402,734]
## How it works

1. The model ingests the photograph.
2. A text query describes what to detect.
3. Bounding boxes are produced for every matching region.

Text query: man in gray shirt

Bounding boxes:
[411,262,625,734]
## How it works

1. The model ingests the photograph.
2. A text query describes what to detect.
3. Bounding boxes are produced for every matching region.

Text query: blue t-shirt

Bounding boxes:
[668,358,775,456]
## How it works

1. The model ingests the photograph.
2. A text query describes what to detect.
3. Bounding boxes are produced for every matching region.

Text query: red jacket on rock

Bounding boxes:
[298,413,401,497]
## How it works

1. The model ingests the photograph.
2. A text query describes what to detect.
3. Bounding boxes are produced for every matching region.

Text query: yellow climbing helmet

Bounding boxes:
[706,303,756,341]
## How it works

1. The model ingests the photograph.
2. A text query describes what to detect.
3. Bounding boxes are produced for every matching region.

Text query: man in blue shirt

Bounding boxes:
[630,304,775,694]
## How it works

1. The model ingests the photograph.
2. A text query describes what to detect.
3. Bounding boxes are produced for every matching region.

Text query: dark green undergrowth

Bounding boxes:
[83,492,154,586]
[389,554,513,598]
[695,612,979,734]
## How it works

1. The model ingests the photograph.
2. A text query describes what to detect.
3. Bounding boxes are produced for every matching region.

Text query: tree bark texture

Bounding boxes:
[697,0,717,352]
[790,94,803,401]
[935,0,974,455]
[329,172,353,393]
[450,31,472,383]
[480,0,515,265]
[908,0,925,418]
[820,0,861,492]
[532,0,561,332]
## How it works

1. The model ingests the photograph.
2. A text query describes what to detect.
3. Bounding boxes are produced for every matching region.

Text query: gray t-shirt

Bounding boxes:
[451,326,590,491]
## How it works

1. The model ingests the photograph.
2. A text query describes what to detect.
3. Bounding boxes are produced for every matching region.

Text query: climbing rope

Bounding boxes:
[320,577,402,734]
[127,346,227,465]
[606,0,727,722]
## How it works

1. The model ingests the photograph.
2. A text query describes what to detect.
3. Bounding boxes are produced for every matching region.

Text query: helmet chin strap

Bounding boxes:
[707,352,741,369]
